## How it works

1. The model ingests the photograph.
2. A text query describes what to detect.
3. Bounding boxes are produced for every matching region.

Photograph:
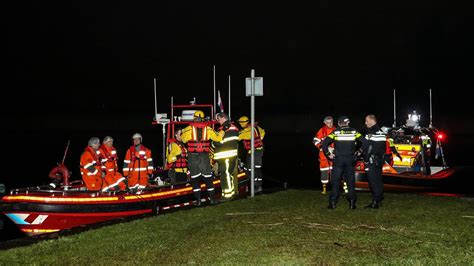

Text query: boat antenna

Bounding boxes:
[213,65,216,113]
[392,89,397,128]
[171,96,174,122]
[429,88,433,128]
[154,77,158,121]
[228,74,231,120]
[61,140,71,165]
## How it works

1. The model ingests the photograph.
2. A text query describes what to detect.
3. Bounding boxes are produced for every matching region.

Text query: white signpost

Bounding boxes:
[245,69,263,197]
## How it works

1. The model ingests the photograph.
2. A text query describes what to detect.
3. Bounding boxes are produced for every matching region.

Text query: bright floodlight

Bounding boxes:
[406,111,420,127]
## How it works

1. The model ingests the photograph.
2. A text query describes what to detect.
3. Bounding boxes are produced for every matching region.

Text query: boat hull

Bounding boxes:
[1,175,248,236]
[355,167,456,191]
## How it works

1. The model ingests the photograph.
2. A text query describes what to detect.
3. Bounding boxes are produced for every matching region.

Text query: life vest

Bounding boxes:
[167,140,188,169]
[80,146,101,174]
[243,126,263,150]
[129,145,148,161]
[100,144,118,161]
[187,123,211,153]
[314,125,335,149]
[385,140,392,155]
[99,144,118,172]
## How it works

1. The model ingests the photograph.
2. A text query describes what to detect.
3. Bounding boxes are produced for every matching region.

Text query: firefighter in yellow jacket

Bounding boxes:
[238,116,266,193]
[181,111,224,206]
[165,129,189,184]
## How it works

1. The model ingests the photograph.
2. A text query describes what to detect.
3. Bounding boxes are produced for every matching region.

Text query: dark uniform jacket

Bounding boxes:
[364,125,387,163]
[213,121,239,159]
[321,126,368,158]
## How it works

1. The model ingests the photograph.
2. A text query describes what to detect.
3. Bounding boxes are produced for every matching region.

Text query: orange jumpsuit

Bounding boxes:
[80,146,103,191]
[123,145,153,190]
[99,144,127,191]
[314,125,335,184]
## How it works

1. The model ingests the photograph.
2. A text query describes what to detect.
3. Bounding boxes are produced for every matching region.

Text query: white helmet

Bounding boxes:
[132,133,142,140]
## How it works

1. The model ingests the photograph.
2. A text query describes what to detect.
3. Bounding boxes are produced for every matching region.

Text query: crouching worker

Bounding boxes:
[80,137,103,191]
[181,111,224,206]
[165,129,189,184]
[99,136,127,192]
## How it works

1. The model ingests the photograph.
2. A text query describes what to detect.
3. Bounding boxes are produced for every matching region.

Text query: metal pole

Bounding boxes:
[171,96,174,122]
[213,65,216,113]
[61,140,71,164]
[228,75,231,120]
[393,89,397,128]
[250,69,255,198]
[154,78,158,119]
[162,124,166,167]
[429,89,433,128]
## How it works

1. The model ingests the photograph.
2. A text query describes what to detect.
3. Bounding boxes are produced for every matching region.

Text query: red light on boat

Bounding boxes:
[437,133,444,140]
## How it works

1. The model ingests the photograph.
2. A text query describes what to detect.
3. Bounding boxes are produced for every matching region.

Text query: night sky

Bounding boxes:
[3,1,474,188]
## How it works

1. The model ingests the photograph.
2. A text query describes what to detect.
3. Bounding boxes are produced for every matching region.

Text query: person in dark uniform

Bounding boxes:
[181,111,224,206]
[363,115,387,209]
[322,115,368,209]
[213,112,240,201]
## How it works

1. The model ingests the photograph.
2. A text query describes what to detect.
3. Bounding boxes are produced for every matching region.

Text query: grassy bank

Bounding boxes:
[1,190,473,264]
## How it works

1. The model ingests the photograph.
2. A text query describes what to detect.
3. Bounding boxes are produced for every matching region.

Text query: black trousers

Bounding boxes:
[329,156,356,202]
[188,153,215,199]
[366,161,384,202]
[245,149,263,191]
[168,169,188,184]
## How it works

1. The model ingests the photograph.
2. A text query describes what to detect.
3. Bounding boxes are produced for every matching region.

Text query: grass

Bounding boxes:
[1,190,473,265]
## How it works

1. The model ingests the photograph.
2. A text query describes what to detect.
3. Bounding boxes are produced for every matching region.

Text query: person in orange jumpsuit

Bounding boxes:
[80,137,104,191]
[99,136,127,192]
[313,116,335,194]
[123,133,154,193]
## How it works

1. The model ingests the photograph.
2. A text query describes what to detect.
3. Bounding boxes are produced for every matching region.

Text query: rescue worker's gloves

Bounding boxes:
[328,147,335,155]
[326,152,335,160]
[222,123,230,131]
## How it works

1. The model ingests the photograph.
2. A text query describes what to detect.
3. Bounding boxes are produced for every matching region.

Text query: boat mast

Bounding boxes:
[393,89,397,128]
[213,65,216,113]
[228,75,231,120]
[429,89,433,128]
[154,77,158,121]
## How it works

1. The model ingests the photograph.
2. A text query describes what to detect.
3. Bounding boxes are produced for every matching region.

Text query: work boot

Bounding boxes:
[349,200,357,209]
[327,201,336,209]
[208,191,218,205]
[321,184,327,195]
[364,201,380,209]
[209,196,218,205]
[194,193,202,207]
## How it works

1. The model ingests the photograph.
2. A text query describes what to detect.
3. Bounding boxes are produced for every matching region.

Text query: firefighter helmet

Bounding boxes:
[194,110,205,121]
[132,133,142,140]
[238,116,249,127]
